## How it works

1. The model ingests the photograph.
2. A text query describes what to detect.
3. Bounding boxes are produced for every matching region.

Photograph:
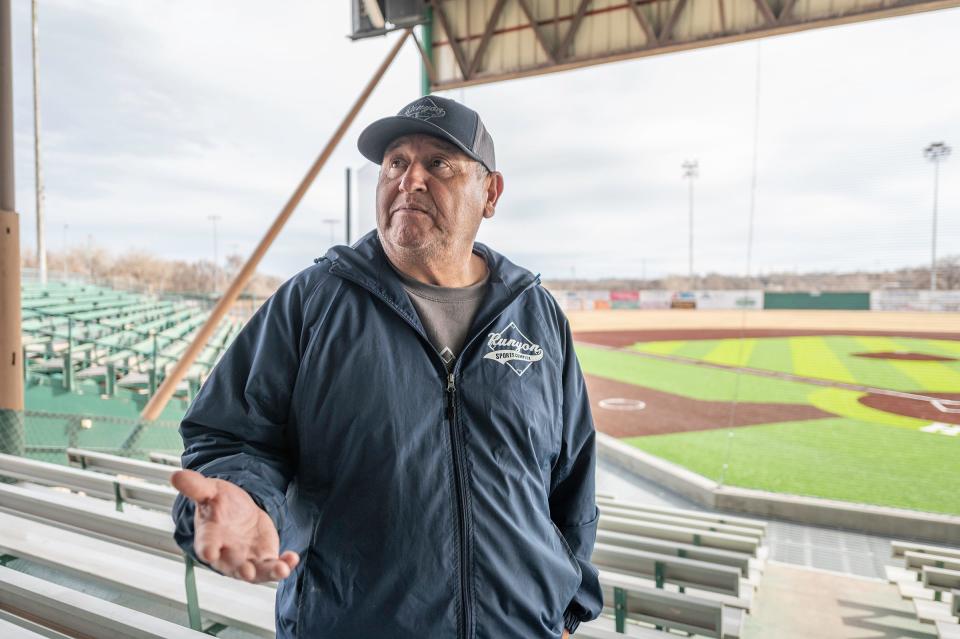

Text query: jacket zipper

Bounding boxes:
[330,264,540,639]
[446,371,472,639]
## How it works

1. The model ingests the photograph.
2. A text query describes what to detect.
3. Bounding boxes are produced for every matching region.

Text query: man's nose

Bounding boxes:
[399,162,428,193]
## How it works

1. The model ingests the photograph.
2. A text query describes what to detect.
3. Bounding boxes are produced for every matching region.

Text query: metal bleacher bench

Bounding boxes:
[0,565,207,639]
[892,540,960,561]
[0,481,180,560]
[599,504,763,542]
[1,453,760,637]
[577,618,675,638]
[0,453,176,511]
[591,543,751,611]
[0,617,47,639]
[150,451,184,467]
[598,569,741,638]
[938,620,960,639]
[915,567,960,627]
[600,513,761,556]
[935,590,960,638]
[886,539,960,631]
[596,528,755,578]
[67,447,176,484]
[597,496,767,536]
[0,511,275,637]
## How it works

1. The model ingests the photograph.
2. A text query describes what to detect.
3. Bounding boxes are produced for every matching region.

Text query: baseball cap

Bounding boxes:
[357,95,496,172]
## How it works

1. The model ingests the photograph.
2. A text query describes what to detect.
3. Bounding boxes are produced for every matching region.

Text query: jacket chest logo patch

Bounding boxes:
[484,322,544,376]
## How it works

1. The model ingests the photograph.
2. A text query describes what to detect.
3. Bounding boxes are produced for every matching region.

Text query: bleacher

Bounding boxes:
[22,281,238,400]
[884,538,960,638]
[16,280,240,463]
[0,452,769,637]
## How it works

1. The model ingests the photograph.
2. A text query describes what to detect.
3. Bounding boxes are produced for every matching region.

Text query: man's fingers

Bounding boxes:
[250,558,294,582]
[279,550,300,570]
[171,469,218,503]
[270,562,291,580]
[238,561,256,582]
[195,538,222,565]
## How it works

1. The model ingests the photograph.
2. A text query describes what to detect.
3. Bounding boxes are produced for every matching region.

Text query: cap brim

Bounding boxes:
[357,116,485,167]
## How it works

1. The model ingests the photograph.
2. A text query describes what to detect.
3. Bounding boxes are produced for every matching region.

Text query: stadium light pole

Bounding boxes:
[924,142,951,292]
[207,214,221,294]
[32,0,47,286]
[682,159,699,290]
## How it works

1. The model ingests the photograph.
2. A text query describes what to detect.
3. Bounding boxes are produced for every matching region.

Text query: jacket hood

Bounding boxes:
[317,230,541,341]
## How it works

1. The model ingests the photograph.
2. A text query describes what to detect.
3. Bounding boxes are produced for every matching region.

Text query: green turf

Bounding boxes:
[630,335,960,393]
[623,418,960,515]
[576,345,818,404]
[583,334,960,514]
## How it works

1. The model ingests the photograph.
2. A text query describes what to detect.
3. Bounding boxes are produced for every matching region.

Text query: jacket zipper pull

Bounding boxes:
[446,373,456,421]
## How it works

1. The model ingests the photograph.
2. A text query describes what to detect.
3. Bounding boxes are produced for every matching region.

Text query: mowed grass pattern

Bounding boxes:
[626,418,960,514]
[631,335,960,393]
[579,335,960,514]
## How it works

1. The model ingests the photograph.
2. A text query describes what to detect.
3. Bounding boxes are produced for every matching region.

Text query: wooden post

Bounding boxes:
[138,28,413,423]
[0,0,25,456]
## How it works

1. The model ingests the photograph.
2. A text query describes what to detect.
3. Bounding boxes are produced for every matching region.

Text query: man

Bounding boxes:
[171,95,603,638]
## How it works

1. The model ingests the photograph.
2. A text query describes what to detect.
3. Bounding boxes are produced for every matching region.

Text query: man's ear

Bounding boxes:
[483,172,504,219]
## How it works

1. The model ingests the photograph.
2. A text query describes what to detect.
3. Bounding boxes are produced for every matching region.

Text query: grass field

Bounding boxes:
[575,328,960,515]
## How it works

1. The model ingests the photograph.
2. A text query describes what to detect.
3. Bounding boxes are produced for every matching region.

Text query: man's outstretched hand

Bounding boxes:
[171,469,299,583]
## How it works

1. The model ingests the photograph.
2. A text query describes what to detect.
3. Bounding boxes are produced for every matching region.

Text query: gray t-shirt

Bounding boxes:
[388,260,490,369]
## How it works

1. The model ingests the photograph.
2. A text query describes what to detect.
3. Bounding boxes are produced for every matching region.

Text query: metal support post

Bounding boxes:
[113,481,124,512]
[184,554,203,631]
[149,330,158,396]
[613,586,626,632]
[106,361,115,396]
[63,317,73,391]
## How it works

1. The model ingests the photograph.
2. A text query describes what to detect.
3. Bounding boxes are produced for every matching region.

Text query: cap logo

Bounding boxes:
[402,98,446,121]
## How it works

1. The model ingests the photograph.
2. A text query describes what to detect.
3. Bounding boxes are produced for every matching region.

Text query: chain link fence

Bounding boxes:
[2,409,184,464]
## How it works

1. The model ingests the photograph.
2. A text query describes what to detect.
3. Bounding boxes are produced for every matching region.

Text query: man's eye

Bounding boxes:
[432,159,449,168]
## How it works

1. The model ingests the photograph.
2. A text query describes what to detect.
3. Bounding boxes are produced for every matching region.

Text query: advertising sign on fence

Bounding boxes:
[695,290,764,310]
[871,290,960,312]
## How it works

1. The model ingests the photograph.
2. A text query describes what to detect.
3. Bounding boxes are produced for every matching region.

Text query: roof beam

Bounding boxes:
[466,0,509,78]
[779,0,798,22]
[659,0,689,42]
[558,0,593,59]
[432,1,472,80]
[411,29,438,87]
[628,0,658,46]
[516,0,558,63]
[753,0,777,25]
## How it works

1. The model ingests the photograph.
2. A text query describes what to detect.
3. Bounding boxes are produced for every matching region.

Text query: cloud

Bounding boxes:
[9,1,960,280]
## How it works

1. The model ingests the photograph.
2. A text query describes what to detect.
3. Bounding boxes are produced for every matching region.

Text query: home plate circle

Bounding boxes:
[598,398,646,411]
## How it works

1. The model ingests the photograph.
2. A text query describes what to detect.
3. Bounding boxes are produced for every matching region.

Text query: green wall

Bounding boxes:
[763,292,870,310]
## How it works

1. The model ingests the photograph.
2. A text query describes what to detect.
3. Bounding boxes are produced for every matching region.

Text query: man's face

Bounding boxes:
[375,133,500,258]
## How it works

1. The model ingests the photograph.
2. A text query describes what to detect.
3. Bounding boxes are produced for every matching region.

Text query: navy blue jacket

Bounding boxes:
[172,230,603,638]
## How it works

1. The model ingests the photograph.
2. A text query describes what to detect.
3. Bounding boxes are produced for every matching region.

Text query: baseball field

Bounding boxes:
[570,310,960,516]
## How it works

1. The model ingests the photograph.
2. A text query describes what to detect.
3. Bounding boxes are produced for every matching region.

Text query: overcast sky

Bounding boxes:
[9,0,960,280]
